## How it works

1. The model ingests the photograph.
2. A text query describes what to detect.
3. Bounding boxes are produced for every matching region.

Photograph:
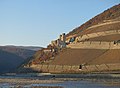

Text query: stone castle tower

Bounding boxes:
[51,33,66,48]
[58,33,66,48]
[60,33,66,42]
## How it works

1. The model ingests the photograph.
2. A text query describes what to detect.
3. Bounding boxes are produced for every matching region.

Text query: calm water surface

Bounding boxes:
[0,74,119,88]
[27,81,119,88]
[0,80,119,88]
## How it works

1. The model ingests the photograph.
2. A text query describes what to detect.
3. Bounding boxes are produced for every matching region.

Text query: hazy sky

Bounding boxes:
[0,0,119,47]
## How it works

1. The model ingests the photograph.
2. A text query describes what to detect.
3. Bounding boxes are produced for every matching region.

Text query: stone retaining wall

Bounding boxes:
[67,41,120,49]
[28,63,120,73]
[76,30,120,42]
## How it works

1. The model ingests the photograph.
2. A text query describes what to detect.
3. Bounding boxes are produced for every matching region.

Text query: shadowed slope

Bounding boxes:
[0,46,41,59]
[0,46,42,73]
[0,50,24,73]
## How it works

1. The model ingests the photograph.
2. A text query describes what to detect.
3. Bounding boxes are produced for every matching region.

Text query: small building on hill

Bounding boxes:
[51,33,66,48]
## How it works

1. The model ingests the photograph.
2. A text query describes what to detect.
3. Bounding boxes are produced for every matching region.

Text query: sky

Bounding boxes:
[0,0,119,47]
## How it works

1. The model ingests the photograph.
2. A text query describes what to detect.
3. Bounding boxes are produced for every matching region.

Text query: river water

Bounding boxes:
[0,74,119,88]
[27,81,120,88]
[0,80,119,88]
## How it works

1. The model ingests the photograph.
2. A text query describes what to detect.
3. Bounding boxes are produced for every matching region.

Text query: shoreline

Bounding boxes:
[0,73,120,87]
[0,73,120,83]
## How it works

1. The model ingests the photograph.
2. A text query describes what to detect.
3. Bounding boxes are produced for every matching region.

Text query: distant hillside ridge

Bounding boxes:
[0,49,24,73]
[0,46,42,73]
[0,46,42,59]
[67,4,120,37]
[4,45,42,51]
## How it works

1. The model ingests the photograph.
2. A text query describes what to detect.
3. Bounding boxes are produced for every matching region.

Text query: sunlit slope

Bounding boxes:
[50,49,107,65]
[23,4,120,68]
[89,49,120,64]
[67,4,120,37]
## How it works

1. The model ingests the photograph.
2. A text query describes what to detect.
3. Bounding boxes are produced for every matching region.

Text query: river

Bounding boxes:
[0,73,119,88]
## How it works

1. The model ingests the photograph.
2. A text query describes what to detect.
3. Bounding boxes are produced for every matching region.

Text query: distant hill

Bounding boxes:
[5,45,42,51]
[0,46,42,73]
[0,46,42,59]
[0,50,24,73]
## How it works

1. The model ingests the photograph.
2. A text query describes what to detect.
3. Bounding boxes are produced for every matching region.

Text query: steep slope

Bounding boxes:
[20,4,120,73]
[89,49,120,65]
[0,46,42,73]
[0,50,24,73]
[67,4,120,38]
[80,20,120,35]
[50,49,120,65]
[50,49,107,65]
[56,4,120,66]
[89,34,120,41]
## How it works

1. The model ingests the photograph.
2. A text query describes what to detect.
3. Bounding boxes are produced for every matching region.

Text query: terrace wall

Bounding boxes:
[67,41,120,49]
[28,63,120,73]
[76,30,120,41]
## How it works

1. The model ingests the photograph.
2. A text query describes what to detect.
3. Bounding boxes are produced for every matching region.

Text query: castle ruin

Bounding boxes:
[51,33,66,48]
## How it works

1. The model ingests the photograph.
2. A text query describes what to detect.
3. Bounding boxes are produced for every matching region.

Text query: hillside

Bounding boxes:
[0,46,42,59]
[19,4,120,73]
[0,50,24,73]
[50,49,120,65]
[6,46,42,51]
[0,46,42,73]
[67,4,120,38]
[51,4,120,66]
